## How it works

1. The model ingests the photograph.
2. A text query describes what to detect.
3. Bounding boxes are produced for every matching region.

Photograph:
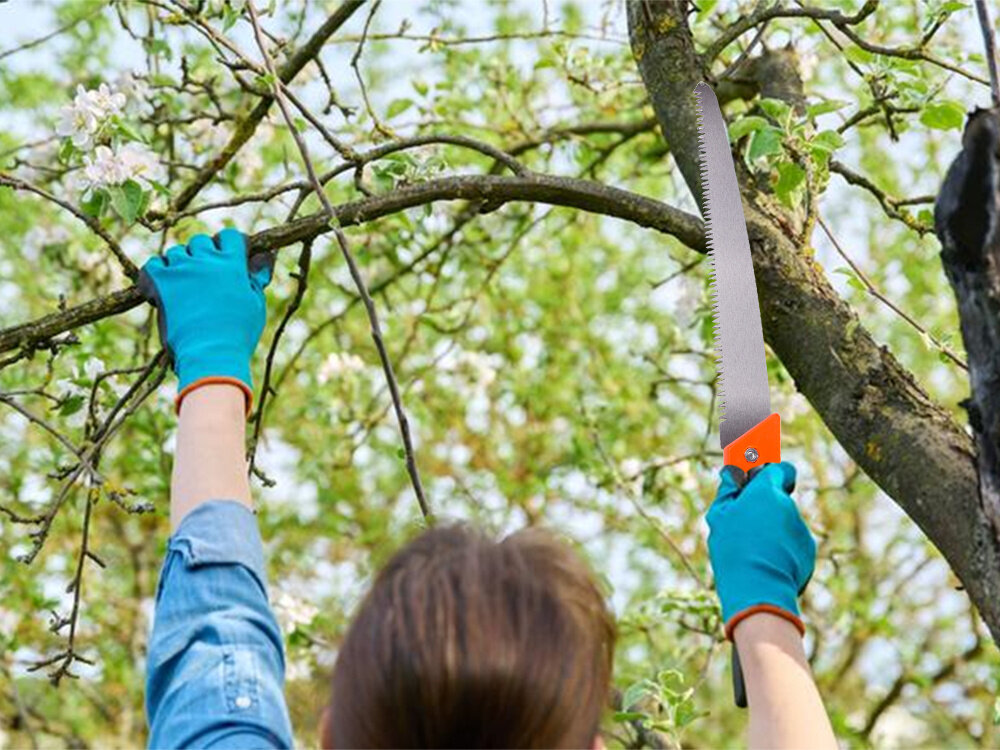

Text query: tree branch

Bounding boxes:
[0,173,703,355]
[0,173,137,279]
[166,0,366,212]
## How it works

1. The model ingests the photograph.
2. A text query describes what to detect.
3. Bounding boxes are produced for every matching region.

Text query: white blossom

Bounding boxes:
[86,83,126,117]
[114,72,153,114]
[82,146,128,189]
[118,142,164,185]
[317,352,366,384]
[620,457,643,479]
[83,357,104,381]
[273,591,318,632]
[456,350,500,387]
[56,84,126,149]
[81,143,163,190]
[56,100,98,148]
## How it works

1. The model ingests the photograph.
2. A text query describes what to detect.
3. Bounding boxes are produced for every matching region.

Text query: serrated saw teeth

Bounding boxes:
[694,81,772,448]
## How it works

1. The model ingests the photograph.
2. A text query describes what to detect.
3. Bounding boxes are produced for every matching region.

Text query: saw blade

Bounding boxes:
[694,81,772,449]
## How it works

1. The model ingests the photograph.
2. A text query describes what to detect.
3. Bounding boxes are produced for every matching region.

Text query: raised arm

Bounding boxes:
[141,230,293,749]
[707,463,837,749]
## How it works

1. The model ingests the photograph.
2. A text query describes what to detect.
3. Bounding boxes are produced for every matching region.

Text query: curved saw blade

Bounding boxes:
[694,81,771,449]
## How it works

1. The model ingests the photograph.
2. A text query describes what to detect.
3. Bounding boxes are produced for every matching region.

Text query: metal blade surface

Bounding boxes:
[694,81,771,449]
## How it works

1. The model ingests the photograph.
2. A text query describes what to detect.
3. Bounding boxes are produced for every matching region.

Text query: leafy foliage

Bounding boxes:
[0,0,995,747]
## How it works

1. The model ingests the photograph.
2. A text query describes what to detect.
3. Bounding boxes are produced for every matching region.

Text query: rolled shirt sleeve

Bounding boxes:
[146,501,293,750]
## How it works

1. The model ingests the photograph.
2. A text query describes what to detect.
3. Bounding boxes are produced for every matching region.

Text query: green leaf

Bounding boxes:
[758,98,792,125]
[108,180,146,224]
[222,5,240,31]
[774,161,806,204]
[59,394,85,417]
[728,115,768,142]
[148,179,172,198]
[144,38,172,60]
[695,0,718,21]
[920,101,966,131]
[613,711,647,722]
[80,189,109,218]
[57,138,76,164]
[386,98,414,118]
[844,45,874,64]
[807,99,849,118]
[811,129,845,152]
[622,680,651,710]
[255,73,277,91]
[114,118,146,144]
[748,127,783,160]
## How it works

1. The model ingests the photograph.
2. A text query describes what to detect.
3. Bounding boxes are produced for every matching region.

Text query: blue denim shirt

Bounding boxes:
[146,501,293,749]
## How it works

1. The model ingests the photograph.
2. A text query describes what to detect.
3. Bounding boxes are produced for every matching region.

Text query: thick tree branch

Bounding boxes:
[0,172,703,354]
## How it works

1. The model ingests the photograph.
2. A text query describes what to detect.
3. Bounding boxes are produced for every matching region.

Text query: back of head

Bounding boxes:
[325,524,615,748]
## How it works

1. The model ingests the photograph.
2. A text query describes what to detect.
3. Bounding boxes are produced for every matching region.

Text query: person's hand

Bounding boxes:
[138,228,274,413]
[707,462,816,640]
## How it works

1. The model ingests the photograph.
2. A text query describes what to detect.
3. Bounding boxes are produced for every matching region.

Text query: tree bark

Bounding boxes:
[935,109,1000,545]
[627,0,1000,644]
[944,257,1000,532]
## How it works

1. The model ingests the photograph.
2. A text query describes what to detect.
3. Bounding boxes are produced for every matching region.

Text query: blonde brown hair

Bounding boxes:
[325,523,616,748]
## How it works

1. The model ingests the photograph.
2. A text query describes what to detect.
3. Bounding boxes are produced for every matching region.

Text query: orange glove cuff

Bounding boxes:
[175,377,253,417]
[725,604,806,641]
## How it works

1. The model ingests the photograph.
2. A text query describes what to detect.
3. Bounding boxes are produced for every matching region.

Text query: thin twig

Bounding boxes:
[0,173,137,279]
[976,0,1000,106]
[0,5,104,61]
[247,0,432,521]
[817,216,967,370]
[829,160,933,235]
[586,408,705,588]
[350,0,391,138]
[248,239,313,474]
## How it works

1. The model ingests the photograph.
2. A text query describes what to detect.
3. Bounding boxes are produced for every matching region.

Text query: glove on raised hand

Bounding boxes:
[707,462,816,640]
[138,229,274,413]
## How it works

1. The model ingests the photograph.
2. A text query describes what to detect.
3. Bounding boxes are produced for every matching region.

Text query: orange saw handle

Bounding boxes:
[722,412,781,709]
[722,413,781,473]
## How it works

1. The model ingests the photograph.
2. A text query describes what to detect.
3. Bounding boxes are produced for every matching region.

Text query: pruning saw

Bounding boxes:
[694,81,782,708]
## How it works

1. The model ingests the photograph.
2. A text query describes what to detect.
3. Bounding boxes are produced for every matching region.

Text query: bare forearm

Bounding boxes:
[734,613,836,750]
[171,384,251,531]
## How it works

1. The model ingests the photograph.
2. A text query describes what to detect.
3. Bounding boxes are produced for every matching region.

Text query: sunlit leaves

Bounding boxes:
[920,100,966,130]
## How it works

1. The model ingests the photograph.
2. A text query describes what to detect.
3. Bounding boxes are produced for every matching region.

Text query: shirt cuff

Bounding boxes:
[168,501,267,590]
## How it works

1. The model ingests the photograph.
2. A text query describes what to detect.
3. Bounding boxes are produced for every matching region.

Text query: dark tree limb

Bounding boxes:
[0,172,703,355]
[935,109,1000,551]
[628,0,1000,646]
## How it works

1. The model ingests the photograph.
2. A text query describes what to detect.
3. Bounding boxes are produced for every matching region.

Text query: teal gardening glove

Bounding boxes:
[138,229,274,413]
[707,462,816,640]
